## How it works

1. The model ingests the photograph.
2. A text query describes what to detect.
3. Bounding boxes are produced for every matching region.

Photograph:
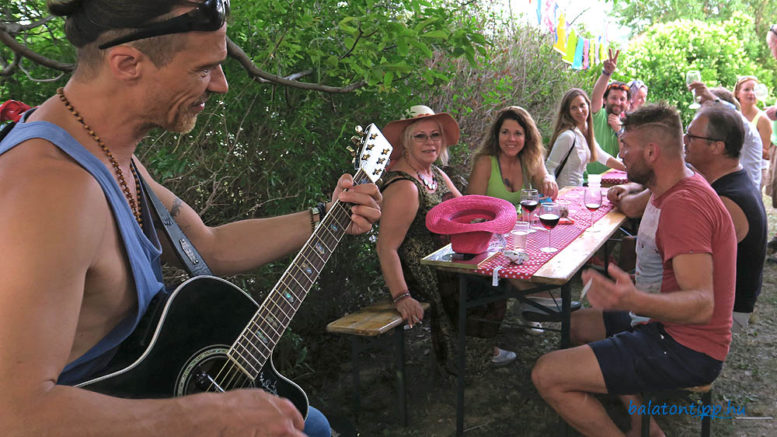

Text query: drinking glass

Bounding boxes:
[511,221,531,252]
[584,187,603,228]
[754,83,769,102]
[539,202,560,253]
[520,188,539,233]
[685,70,702,109]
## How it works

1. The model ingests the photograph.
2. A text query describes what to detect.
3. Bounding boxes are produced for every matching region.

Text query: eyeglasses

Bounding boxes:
[683,132,723,143]
[413,132,442,143]
[99,0,230,50]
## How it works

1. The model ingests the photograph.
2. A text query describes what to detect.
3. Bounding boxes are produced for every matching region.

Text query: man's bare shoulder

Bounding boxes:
[0,137,110,238]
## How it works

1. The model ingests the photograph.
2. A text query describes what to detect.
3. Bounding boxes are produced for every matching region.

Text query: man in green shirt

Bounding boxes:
[588,50,629,175]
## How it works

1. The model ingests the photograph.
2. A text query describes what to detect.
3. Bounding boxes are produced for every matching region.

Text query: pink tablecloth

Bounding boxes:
[601,170,628,186]
[477,187,613,279]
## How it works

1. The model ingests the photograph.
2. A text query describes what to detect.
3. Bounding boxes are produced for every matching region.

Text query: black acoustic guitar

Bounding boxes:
[77,124,393,419]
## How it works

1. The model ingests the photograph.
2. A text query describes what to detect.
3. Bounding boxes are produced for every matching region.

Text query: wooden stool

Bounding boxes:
[640,384,713,437]
[327,301,429,426]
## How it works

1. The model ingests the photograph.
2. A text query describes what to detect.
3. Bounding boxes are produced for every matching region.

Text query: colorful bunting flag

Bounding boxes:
[572,37,584,69]
[552,13,567,54]
[562,29,578,64]
[582,38,590,70]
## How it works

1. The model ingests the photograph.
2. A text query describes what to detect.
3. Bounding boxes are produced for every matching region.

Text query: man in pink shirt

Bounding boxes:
[532,103,736,436]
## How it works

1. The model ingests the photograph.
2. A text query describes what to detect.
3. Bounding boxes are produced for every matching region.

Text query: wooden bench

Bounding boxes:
[327,300,430,426]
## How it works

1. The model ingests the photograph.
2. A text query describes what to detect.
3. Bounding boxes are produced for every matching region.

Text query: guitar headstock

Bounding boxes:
[350,124,392,183]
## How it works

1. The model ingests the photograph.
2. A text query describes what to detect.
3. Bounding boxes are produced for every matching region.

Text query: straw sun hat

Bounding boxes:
[426,195,517,255]
[382,105,460,162]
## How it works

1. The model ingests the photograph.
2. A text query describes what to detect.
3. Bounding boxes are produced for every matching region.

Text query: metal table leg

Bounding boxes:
[394,325,408,426]
[456,275,468,436]
[560,282,571,349]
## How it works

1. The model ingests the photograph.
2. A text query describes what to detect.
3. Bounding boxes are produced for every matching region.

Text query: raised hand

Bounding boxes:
[687,81,715,104]
[602,48,620,75]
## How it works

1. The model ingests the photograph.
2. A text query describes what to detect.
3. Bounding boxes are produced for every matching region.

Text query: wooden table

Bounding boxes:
[421,188,626,436]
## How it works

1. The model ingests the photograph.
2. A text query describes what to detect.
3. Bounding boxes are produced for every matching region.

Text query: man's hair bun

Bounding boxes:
[47,0,87,17]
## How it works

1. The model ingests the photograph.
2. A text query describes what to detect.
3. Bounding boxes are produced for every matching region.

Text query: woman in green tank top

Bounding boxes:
[468,106,558,201]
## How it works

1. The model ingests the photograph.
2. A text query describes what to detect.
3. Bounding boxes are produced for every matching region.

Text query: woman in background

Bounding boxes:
[628,79,648,112]
[735,76,773,191]
[546,88,625,188]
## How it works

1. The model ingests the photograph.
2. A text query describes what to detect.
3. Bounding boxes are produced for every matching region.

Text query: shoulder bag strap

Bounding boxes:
[136,167,213,277]
[554,136,576,179]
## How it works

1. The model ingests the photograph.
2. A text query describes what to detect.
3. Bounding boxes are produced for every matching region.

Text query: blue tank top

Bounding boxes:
[0,114,164,385]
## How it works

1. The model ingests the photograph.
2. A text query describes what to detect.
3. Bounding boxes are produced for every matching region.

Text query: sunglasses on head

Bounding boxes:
[607,83,630,93]
[99,0,230,50]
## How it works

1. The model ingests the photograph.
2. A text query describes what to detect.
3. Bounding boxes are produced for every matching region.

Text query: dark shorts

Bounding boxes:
[590,311,723,395]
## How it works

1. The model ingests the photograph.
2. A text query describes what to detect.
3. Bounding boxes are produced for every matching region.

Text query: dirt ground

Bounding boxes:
[297,203,777,437]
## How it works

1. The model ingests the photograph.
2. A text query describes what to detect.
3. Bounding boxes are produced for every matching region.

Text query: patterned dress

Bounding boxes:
[381,166,504,372]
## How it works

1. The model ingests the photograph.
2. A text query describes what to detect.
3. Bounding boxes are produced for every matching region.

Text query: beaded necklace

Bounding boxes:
[57,88,143,227]
[407,161,438,191]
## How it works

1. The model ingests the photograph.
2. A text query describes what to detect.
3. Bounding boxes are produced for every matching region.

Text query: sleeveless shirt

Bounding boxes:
[0,114,164,385]
[485,155,529,204]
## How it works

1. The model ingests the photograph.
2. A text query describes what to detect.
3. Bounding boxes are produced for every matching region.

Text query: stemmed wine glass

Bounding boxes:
[584,186,603,228]
[754,83,769,102]
[539,202,560,253]
[520,188,539,233]
[685,70,702,109]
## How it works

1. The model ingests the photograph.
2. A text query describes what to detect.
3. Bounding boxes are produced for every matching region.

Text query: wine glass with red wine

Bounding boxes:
[584,187,603,227]
[539,202,560,253]
[520,188,539,233]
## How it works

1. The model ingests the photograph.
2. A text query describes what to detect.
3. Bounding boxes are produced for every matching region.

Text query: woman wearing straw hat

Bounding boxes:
[376,105,517,370]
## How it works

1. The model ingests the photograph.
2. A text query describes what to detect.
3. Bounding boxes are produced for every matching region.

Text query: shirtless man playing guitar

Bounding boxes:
[0,1,381,436]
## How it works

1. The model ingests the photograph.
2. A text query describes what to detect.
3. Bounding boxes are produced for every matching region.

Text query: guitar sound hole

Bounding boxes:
[176,347,255,396]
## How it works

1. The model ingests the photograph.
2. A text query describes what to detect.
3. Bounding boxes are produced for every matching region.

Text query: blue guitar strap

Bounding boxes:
[134,165,213,277]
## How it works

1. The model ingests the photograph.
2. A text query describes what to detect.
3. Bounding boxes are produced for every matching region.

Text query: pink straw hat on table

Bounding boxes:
[426,195,517,255]
[382,105,460,162]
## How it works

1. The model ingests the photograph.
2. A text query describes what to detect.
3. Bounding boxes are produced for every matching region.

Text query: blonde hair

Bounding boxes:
[734,76,759,103]
[549,88,597,162]
[401,119,450,165]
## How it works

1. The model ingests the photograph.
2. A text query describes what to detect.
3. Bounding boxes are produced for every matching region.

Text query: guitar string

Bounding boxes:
[214,198,354,389]
[208,168,373,392]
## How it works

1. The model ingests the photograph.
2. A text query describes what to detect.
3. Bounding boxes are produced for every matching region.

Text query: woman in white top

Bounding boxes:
[735,76,773,189]
[546,88,625,187]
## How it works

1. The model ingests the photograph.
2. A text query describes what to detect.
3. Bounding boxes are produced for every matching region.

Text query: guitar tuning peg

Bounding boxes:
[350,135,362,146]
[354,125,364,135]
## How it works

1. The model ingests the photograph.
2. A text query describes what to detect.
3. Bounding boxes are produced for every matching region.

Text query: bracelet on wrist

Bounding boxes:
[392,291,411,305]
[602,68,612,76]
[309,207,320,233]
[316,201,327,218]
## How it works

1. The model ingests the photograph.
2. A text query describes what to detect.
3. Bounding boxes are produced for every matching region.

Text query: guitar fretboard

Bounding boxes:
[227,169,371,379]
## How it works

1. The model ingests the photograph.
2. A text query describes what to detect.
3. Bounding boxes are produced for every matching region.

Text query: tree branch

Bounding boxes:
[226,37,365,93]
[0,51,21,76]
[0,16,56,34]
[0,29,74,72]
[0,21,364,93]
